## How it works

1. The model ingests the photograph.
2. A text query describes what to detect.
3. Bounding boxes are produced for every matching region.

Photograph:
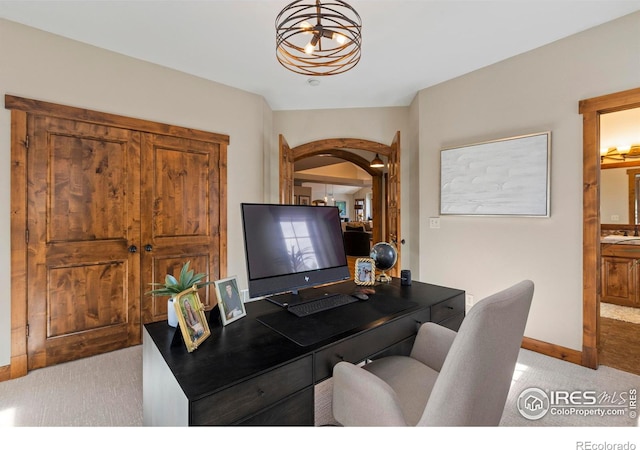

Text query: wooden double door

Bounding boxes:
[9,96,228,371]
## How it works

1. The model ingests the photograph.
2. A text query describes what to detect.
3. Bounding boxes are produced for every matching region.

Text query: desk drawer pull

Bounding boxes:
[258,388,265,397]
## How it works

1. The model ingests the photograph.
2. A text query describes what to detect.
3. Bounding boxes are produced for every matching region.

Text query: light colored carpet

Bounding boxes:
[0,345,142,427]
[601,302,640,324]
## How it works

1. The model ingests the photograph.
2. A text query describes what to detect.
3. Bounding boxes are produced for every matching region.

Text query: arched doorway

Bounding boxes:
[279,133,401,273]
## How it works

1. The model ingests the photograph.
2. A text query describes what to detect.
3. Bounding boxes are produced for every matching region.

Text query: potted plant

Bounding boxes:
[146,261,214,327]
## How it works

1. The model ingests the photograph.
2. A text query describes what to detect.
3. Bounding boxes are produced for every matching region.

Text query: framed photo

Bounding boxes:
[214,276,247,326]
[354,258,375,286]
[299,195,310,205]
[335,200,347,217]
[174,286,211,352]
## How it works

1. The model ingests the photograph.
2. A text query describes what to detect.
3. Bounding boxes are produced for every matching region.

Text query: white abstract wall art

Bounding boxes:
[440,132,551,217]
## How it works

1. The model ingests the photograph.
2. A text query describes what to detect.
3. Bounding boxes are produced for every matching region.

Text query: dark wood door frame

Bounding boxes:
[580,86,640,369]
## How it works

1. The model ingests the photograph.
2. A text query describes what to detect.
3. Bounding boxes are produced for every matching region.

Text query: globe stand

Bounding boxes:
[376,271,392,283]
[370,241,398,285]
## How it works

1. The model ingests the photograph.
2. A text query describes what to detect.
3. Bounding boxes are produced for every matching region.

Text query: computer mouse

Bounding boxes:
[352,292,369,300]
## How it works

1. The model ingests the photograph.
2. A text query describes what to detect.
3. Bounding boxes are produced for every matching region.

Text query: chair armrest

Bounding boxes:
[332,361,407,426]
[410,322,457,372]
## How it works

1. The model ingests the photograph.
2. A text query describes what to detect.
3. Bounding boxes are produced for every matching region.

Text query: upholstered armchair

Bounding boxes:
[332,280,534,426]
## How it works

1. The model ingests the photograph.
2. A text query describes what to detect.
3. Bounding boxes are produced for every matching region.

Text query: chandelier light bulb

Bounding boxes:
[304,42,315,54]
[618,144,632,154]
[333,32,347,45]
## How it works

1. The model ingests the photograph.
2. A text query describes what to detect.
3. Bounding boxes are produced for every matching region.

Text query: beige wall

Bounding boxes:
[0,19,270,366]
[415,11,640,350]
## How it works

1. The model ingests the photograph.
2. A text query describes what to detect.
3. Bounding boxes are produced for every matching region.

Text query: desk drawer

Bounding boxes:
[191,355,313,425]
[431,294,464,324]
[314,308,430,381]
[238,387,314,426]
[439,312,464,331]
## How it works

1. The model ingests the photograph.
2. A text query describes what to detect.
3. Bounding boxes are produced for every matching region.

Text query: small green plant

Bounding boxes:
[145,261,214,297]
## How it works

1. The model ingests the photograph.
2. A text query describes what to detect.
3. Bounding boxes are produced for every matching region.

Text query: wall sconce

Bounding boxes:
[617,145,632,155]
[601,144,640,162]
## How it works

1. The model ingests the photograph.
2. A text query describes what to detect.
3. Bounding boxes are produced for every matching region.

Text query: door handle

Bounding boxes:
[128,245,138,253]
[145,244,153,252]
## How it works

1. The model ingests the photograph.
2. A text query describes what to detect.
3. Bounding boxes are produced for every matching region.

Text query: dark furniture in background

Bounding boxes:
[143,278,464,426]
[343,230,372,256]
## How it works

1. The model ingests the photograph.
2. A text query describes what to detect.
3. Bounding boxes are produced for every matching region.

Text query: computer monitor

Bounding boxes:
[241,203,350,306]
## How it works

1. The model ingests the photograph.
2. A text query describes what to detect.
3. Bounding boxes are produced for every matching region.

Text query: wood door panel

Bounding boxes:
[47,262,127,337]
[601,256,638,307]
[141,133,222,323]
[154,147,212,237]
[27,116,141,369]
[279,134,293,204]
[387,132,401,276]
[149,254,212,318]
[48,134,128,241]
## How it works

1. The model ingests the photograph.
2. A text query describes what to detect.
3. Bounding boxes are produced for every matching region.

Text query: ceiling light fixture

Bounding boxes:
[370,154,384,168]
[275,0,362,76]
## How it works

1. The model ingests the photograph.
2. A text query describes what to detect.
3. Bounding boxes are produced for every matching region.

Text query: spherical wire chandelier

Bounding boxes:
[275,0,362,76]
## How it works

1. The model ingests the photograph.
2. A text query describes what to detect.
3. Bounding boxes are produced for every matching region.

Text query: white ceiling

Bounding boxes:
[1,0,640,111]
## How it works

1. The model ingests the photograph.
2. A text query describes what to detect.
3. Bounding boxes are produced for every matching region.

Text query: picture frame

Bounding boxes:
[214,276,247,326]
[354,258,375,286]
[299,195,310,205]
[440,131,550,217]
[335,200,347,217]
[174,285,211,352]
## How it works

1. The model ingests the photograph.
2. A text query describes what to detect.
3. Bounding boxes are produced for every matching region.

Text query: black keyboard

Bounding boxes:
[287,294,358,317]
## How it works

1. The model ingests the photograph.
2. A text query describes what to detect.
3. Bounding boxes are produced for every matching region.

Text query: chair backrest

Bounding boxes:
[418,280,534,426]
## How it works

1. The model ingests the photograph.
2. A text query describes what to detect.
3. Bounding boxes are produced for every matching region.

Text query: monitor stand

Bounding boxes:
[265,285,340,308]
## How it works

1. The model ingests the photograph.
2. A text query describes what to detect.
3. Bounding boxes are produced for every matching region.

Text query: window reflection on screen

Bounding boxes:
[279,220,319,272]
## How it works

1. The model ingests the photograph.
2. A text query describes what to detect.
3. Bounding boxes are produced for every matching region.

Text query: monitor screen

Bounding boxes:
[241,203,350,301]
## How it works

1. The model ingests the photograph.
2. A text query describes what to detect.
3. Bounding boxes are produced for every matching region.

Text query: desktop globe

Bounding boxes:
[370,242,397,283]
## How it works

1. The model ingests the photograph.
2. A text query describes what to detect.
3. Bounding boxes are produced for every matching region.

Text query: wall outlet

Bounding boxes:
[429,217,440,229]
[611,214,620,222]
[465,293,474,312]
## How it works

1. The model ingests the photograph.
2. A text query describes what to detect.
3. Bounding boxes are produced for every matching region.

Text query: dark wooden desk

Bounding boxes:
[143,278,464,426]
